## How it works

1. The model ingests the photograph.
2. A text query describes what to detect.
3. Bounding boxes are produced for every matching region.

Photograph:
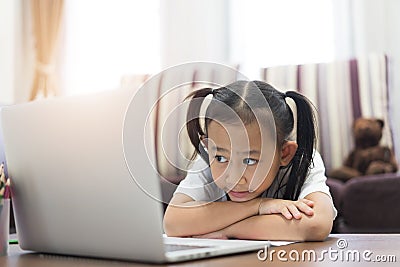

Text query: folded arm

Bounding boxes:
[163,193,261,237]
[211,192,334,241]
[163,191,331,240]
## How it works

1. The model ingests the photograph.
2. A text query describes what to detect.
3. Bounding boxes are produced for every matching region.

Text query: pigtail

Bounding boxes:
[185,88,214,162]
[283,91,316,200]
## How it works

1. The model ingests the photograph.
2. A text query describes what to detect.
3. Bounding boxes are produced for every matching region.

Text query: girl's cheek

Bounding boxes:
[211,167,226,185]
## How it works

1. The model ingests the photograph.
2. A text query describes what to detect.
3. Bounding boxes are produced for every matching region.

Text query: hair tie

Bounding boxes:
[284,95,297,142]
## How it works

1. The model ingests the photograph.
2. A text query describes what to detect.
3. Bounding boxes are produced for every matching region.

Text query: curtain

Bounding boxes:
[29,0,64,101]
[261,54,393,171]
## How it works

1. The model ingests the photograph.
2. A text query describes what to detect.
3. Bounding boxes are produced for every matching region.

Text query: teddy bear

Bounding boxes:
[328,118,398,181]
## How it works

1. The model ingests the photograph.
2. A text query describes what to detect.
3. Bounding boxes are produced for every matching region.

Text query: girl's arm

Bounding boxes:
[163,193,316,237]
[219,192,333,241]
[163,193,261,237]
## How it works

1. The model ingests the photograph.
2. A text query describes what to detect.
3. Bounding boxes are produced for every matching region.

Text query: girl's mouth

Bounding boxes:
[228,190,250,199]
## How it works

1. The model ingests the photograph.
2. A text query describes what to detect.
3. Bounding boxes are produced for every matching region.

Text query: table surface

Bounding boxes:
[1,234,399,266]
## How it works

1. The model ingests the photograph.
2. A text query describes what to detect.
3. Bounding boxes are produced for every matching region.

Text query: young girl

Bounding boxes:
[163,80,336,241]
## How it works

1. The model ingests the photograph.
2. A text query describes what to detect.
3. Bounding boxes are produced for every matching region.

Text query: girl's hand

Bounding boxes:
[191,230,228,240]
[258,198,314,220]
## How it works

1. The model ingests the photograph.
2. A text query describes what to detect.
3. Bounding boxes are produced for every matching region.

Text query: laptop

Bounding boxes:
[0,88,272,263]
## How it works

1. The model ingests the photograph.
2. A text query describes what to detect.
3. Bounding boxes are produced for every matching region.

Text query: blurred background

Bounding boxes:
[2,0,400,234]
[1,0,400,169]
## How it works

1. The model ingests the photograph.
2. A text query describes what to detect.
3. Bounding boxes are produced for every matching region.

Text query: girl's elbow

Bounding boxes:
[163,216,174,236]
[163,211,182,237]
[303,218,333,241]
[163,224,182,237]
[163,208,192,237]
[163,221,194,238]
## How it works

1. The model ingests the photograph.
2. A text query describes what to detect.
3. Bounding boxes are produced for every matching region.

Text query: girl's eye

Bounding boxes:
[243,158,258,166]
[215,155,228,163]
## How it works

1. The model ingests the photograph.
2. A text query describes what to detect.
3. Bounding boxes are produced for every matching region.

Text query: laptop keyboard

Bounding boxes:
[164,244,209,252]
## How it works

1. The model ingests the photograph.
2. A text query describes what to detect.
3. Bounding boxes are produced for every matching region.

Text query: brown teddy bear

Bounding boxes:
[329,118,398,181]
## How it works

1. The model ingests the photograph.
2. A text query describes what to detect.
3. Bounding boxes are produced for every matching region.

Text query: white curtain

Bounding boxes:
[261,54,393,171]
[347,0,400,166]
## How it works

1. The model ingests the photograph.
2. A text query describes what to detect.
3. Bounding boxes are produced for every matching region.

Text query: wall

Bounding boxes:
[0,0,33,104]
[0,0,17,104]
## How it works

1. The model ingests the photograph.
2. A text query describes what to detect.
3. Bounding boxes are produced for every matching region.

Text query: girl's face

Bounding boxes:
[206,120,284,202]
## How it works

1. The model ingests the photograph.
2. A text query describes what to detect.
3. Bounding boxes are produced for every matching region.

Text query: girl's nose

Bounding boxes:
[225,174,247,188]
[237,176,246,185]
[224,161,247,187]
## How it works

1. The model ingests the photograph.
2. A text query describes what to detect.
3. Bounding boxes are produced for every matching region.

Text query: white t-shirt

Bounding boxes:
[174,150,337,219]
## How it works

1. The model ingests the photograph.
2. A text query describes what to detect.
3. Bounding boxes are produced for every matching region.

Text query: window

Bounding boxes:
[61,0,160,95]
[230,0,335,78]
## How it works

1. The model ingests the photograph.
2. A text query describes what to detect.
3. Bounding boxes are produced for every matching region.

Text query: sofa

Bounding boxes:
[327,173,400,233]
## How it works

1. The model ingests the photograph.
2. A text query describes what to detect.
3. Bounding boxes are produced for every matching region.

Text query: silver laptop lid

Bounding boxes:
[1,88,167,262]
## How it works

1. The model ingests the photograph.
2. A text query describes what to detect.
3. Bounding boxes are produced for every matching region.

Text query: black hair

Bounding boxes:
[185,80,316,200]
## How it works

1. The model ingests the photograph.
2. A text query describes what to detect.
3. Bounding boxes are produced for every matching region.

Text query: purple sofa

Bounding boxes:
[327,173,400,233]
